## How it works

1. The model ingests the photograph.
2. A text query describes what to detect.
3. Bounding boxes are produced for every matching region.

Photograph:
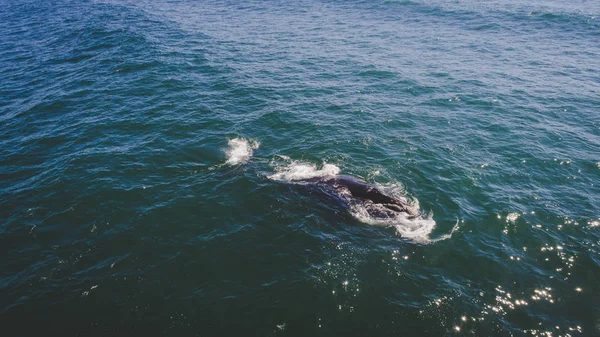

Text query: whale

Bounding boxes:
[299,175,419,219]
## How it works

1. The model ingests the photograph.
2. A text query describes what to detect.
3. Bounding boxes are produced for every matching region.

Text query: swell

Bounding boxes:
[1,0,598,335]
[352,0,600,37]
[0,0,238,205]
[0,2,231,308]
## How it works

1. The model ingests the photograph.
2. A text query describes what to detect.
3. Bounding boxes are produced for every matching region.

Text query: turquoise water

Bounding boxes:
[1,0,599,335]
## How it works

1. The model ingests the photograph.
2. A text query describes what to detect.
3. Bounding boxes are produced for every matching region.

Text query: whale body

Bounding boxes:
[299,175,418,219]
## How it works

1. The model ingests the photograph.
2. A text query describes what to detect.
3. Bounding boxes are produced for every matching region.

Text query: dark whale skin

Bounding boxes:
[301,175,418,217]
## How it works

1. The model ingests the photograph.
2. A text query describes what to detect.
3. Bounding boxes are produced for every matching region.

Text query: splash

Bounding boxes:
[347,189,439,244]
[506,212,520,223]
[225,138,260,165]
[268,160,340,181]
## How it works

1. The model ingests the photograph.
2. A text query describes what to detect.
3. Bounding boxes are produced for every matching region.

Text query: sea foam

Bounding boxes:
[225,138,260,165]
[350,204,439,244]
[268,161,341,181]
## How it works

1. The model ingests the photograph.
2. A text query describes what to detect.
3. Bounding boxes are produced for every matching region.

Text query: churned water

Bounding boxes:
[1,0,599,336]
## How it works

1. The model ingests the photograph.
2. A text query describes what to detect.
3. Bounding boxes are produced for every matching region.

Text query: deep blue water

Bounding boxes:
[1,0,599,336]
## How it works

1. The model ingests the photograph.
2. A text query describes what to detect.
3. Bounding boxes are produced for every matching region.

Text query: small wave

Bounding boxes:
[225,138,259,165]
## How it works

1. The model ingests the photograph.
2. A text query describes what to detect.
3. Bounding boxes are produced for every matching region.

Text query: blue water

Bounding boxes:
[1,0,599,335]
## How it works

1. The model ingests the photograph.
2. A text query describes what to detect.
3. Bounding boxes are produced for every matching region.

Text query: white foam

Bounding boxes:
[506,212,520,223]
[268,161,340,181]
[225,138,259,165]
[348,198,439,244]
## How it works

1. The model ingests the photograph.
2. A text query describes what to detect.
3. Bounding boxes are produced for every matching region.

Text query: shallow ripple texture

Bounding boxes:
[1,0,599,336]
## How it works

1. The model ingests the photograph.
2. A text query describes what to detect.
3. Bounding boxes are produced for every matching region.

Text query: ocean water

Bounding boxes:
[1,0,599,335]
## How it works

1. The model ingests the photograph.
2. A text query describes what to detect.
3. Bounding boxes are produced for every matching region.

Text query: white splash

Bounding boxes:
[268,161,340,181]
[347,190,439,244]
[225,138,260,165]
[506,212,520,223]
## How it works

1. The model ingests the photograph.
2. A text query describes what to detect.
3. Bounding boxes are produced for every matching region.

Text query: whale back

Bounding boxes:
[306,175,416,216]
[333,175,397,204]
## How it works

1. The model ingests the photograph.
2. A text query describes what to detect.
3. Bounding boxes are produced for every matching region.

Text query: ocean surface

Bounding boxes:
[1,0,599,336]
